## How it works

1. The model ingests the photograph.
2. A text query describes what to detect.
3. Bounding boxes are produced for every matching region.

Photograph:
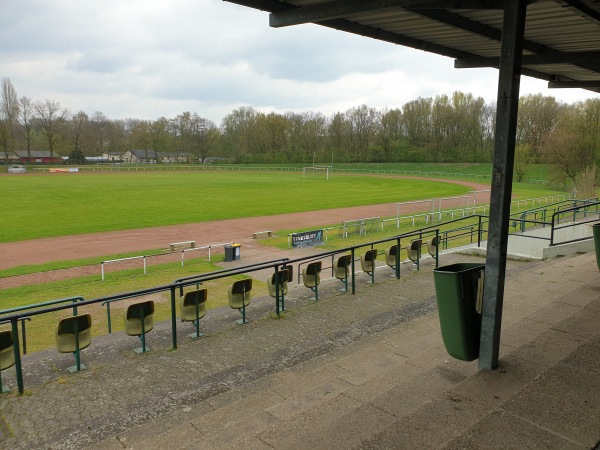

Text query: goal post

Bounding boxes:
[303,166,331,180]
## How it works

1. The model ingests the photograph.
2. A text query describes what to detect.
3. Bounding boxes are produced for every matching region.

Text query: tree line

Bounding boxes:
[1,77,599,184]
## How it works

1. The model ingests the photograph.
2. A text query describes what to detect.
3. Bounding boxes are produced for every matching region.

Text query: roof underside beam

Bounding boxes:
[549,80,600,88]
[269,0,504,28]
[456,50,600,67]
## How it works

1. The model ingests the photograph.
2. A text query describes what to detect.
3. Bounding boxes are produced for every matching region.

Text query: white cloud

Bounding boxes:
[0,0,597,125]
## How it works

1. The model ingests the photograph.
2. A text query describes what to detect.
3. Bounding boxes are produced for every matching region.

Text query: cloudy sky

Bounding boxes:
[1,0,597,125]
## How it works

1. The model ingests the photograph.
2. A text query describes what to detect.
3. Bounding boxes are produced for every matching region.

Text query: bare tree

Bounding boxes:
[69,111,90,157]
[191,114,220,164]
[34,99,70,160]
[0,78,19,162]
[19,96,34,162]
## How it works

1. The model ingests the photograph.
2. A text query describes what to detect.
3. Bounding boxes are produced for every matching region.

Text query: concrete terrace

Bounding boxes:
[0,250,598,449]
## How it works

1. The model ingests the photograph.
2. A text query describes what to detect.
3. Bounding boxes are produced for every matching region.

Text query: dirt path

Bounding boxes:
[0,177,490,287]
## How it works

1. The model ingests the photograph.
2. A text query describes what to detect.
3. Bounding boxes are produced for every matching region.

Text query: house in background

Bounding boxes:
[121,149,158,164]
[157,152,194,164]
[17,150,63,164]
[101,151,125,162]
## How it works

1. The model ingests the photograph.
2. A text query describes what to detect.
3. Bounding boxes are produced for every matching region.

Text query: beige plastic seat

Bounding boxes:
[268,269,289,312]
[361,249,378,284]
[228,279,252,324]
[0,330,16,393]
[180,289,208,339]
[302,261,322,301]
[333,254,352,292]
[267,269,289,298]
[427,236,439,257]
[407,239,423,268]
[56,314,92,373]
[385,245,399,269]
[124,301,154,354]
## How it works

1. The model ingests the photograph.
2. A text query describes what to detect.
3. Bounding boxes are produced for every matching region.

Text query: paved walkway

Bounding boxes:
[0,251,598,449]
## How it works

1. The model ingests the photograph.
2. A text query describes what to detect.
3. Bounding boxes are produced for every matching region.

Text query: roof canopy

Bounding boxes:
[226,0,600,93]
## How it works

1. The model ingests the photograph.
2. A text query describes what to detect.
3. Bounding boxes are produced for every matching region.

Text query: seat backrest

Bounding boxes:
[385,245,398,265]
[127,301,155,320]
[427,236,438,256]
[337,255,351,267]
[282,265,293,283]
[58,314,92,335]
[306,261,322,275]
[183,289,208,307]
[364,249,378,261]
[0,330,13,351]
[0,330,15,371]
[231,278,252,295]
[410,239,422,251]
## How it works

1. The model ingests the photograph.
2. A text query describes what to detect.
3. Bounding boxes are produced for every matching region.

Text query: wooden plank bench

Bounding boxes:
[169,241,196,251]
[252,230,272,239]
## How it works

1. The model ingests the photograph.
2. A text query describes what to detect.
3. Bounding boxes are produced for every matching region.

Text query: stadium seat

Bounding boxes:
[228,279,252,324]
[124,301,154,354]
[426,236,439,257]
[333,254,352,292]
[56,314,92,373]
[385,245,399,274]
[361,249,378,284]
[407,239,423,268]
[180,289,208,339]
[303,261,322,301]
[0,330,16,393]
[268,269,289,311]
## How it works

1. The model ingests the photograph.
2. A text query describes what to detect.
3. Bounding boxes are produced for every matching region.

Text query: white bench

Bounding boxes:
[252,230,272,239]
[169,241,196,251]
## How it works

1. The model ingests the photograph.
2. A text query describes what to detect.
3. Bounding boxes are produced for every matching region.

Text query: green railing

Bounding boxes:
[0,216,493,395]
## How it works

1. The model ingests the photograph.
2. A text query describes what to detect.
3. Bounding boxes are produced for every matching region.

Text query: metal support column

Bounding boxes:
[479,0,526,371]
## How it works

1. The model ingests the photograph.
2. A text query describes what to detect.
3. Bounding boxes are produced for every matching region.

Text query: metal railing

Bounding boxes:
[7,203,598,396]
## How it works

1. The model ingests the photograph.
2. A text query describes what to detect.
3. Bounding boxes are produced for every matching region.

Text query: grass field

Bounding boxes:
[1,171,471,242]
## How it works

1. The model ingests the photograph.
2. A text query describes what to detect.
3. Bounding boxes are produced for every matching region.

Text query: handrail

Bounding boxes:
[550,200,600,246]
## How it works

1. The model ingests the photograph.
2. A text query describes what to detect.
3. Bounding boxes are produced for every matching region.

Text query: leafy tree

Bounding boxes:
[68,149,86,165]
[514,143,534,182]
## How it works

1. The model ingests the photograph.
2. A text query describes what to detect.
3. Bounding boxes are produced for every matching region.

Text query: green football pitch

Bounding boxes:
[1,171,472,243]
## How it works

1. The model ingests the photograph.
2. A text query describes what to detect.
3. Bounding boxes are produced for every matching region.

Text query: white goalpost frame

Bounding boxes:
[303,166,331,180]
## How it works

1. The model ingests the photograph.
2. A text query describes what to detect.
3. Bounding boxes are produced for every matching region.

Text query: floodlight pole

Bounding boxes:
[479,0,526,371]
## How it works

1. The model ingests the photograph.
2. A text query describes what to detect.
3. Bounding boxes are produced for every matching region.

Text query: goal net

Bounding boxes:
[303,166,331,180]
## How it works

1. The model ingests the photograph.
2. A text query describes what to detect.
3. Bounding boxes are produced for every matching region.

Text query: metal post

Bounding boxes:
[170,286,178,350]
[106,302,112,333]
[143,256,147,275]
[351,248,356,294]
[11,319,24,394]
[479,0,526,372]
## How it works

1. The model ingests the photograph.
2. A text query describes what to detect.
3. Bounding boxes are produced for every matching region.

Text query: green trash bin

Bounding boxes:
[433,263,485,362]
[593,223,600,272]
